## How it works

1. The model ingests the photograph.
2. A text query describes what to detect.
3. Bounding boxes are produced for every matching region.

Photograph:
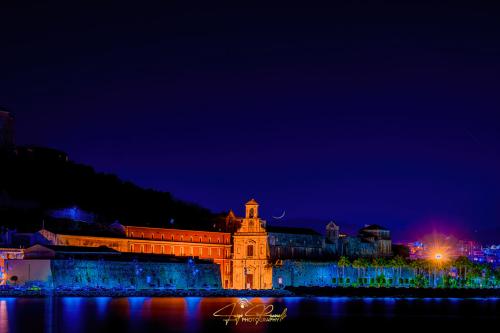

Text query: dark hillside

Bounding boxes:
[0,148,224,231]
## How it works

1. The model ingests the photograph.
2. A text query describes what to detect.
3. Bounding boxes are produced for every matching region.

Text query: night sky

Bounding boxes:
[1,1,500,243]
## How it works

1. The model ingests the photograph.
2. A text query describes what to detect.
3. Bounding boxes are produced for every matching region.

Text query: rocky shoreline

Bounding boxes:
[1,287,499,298]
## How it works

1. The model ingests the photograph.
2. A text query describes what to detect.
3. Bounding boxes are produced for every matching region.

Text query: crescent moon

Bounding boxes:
[272,210,286,220]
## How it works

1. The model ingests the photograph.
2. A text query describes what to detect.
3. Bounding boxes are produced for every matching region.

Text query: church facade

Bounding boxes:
[228,199,273,289]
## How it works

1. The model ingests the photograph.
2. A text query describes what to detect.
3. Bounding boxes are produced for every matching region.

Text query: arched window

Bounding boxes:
[247,245,254,257]
[249,208,254,218]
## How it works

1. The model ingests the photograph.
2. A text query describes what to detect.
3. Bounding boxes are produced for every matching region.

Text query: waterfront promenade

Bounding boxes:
[1,286,498,298]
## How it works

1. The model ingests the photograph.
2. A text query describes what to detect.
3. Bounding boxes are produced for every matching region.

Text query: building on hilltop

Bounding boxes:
[0,109,14,149]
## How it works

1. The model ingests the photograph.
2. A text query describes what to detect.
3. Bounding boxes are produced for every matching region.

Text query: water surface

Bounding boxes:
[0,297,498,333]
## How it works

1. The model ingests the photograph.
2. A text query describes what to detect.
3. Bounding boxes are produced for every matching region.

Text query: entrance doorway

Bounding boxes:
[246,274,253,289]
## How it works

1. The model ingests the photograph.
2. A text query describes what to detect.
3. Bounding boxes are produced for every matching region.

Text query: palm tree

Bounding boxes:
[338,256,350,286]
[454,256,472,286]
[409,259,428,287]
[372,257,386,276]
[352,258,363,284]
[391,256,407,286]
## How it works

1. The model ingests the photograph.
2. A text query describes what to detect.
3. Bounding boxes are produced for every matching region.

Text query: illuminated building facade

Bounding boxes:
[227,199,273,289]
[0,248,24,285]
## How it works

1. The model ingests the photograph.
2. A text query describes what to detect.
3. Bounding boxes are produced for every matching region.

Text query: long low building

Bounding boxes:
[36,225,233,288]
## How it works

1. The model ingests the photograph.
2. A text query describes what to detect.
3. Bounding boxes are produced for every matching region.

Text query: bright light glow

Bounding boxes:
[434,253,443,260]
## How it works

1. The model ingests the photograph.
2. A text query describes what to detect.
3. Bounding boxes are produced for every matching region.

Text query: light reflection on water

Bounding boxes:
[0,296,498,333]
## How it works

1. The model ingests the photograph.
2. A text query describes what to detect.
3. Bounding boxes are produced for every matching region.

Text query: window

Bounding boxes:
[180,247,185,256]
[249,208,254,218]
[190,236,193,242]
[151,234,154,239]
[161,246,165,254]
[130,232,134,237]
[161,235,164,240]
[249,220,254,229]
[171,235,174,241]
[141,233,144,239]
[247,245,254,257]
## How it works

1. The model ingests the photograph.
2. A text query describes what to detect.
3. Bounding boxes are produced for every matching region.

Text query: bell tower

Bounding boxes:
[245,199,259,218]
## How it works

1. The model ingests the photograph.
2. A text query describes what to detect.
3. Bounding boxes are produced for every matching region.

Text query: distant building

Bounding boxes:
[326,222,392,257]
[457,240,481,257]
[48,206,96,223]
[15,146,68,162]
[0,109,14,148]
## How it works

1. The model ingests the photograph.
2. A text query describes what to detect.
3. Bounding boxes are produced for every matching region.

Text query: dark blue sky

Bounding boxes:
[1,1,500,242]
